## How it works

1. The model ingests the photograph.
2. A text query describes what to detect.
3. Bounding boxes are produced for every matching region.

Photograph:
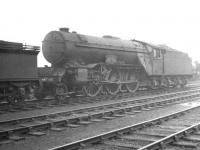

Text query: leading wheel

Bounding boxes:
[55,83,68,101]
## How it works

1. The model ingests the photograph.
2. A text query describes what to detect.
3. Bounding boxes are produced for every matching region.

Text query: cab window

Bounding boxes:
[153,49,162,58]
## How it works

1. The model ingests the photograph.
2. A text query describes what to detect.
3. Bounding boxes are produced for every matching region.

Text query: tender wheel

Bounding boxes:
[150,79,159,90]
[7,87,25,105]
[171,78,178,87]
[126,81,139,93]
[175,77,182,88]
[180,77,187,87]
[105,83,120,95]
[161,78,170,88]
[83,83,102,97]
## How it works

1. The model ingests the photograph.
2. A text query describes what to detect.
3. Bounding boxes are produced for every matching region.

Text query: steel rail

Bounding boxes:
[0,82,198,107]
[0,83,199,116]
[138,122,200,150]
[48,104,200,150]
[1,89,199,125]
[0,91,200,141]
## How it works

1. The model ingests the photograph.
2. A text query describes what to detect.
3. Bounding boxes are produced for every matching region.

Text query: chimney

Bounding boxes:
[59,27,69,32]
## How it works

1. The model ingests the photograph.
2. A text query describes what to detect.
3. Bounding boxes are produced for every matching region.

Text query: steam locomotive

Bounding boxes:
[0,28,193,104]
[40,28,193,100]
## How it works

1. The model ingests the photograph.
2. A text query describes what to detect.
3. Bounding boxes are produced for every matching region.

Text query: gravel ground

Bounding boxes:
[1,99,200,150]
[0,93,167,122]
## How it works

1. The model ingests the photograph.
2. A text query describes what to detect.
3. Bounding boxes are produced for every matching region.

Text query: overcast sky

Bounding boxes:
[1,0,200,66]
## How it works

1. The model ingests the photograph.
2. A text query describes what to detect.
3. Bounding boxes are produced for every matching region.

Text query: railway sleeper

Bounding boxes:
[0,94,196,135]
[0,91,200,145]
[104,140,141,149]
[184,135,200,142]
[121,134,160,142]
[0,95,194,128]
[172,140,199,148]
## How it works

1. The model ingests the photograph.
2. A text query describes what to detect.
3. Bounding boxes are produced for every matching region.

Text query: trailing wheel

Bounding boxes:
[83,83,102,97]
[126,81,139,93]
[150,79,159,90]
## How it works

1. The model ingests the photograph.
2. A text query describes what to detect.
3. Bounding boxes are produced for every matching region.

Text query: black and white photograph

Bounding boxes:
[1,0,200,149]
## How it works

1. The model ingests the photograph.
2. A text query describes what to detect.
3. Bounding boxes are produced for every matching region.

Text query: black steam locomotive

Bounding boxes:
[40,28,192,100]
[0,28,193,103]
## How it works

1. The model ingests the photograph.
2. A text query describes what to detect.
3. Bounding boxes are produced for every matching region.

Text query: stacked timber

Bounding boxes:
[23,45,40,51]
[0,40,40,51]
[0,40,23,50]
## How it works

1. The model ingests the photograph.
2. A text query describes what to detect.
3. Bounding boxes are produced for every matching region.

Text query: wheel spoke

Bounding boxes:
[120,84,127,93]
[126,82,139,93]
[83,83,102,97]
[105,83,120,95]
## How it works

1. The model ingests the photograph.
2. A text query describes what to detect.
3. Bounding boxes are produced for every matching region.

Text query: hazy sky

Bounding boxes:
[1,0,200,66]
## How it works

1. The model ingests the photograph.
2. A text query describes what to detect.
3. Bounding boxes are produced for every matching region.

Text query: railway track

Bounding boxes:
[0,83,199,114]
[49,100,200,150]
[1,88,200,145]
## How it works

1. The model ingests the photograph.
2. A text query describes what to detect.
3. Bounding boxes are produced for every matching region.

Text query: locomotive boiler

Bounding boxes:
[42,28,192,99]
